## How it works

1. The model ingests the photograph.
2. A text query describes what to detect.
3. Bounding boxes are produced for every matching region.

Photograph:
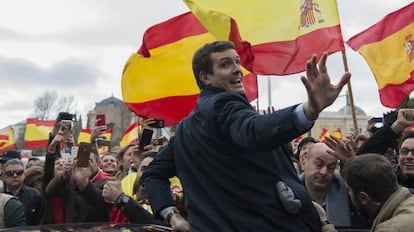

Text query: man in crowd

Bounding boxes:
[300,143,367,227]
[318,154,414,232]
[2,158,44,225]
[143,41,350,231]
[0,192,27,228]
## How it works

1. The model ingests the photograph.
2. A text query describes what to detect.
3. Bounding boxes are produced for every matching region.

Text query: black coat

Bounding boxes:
[144,87,320,232]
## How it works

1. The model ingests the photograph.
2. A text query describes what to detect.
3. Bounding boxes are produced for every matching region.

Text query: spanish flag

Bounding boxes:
[347,3,414,108]
[120,122,140,147]
[78,128,112,154]
[319,128,330,142]
[122,12,258,127]
[184,0,344,75]
[24,118,55,149]
[77,128,92,144]
[0,126,17,153]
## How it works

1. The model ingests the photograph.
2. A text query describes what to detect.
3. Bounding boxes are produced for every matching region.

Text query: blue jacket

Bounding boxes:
[144,87,320,231]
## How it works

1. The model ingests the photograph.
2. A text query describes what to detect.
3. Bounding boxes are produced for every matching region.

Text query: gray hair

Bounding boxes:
[3,158,24,173]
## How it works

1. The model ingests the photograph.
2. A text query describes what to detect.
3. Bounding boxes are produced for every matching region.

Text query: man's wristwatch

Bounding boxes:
[321,220,331,226]
[116,193,129,209]
[165,208,180,223]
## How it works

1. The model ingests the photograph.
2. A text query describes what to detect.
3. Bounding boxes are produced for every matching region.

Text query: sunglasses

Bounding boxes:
[4,170,24,177]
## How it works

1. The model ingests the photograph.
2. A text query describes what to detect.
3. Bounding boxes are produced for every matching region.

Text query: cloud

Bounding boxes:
[0,56,99,88]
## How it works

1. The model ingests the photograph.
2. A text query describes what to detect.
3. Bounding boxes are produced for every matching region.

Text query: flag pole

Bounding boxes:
[341,50,359,135]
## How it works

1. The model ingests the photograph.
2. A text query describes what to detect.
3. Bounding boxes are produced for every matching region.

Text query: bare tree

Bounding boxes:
[34,91,76,120]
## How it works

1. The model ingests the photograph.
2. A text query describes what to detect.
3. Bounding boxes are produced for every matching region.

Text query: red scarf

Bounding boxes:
[52,196,65,224]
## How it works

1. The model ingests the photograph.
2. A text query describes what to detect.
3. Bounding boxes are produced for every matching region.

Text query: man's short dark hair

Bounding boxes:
[192,41,236,89]
[342,153,398,203]
[294,137,317,159]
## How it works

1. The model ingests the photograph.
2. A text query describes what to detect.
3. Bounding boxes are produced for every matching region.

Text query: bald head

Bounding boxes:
[306,143,334,160]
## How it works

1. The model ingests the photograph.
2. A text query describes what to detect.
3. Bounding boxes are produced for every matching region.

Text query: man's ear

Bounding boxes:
[357,191,371,206]
[199,71,210,86]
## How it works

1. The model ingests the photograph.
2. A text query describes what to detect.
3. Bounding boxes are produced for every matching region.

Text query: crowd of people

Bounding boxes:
[1,40,414,232]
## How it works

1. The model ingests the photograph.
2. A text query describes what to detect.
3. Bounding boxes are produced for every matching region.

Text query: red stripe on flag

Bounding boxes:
[0,144,17,154]
[250,25,344,75]
[0,135,9,140]
[137,12,208,57]
[24,140,49,149]
[125,94,200,126]
[347,3,414,50]
[379,71,414,108]
[26,118,55,127]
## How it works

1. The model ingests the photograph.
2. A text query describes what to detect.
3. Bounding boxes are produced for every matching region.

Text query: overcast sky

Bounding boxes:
[0,0,412,129]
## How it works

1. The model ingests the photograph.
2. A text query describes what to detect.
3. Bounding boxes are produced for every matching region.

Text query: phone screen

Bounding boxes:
[138,128,153,150]
[96,114,106,126]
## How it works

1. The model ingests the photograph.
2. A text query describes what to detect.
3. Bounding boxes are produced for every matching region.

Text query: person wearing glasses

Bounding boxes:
[325,108,414,193]
[2,158,44,225]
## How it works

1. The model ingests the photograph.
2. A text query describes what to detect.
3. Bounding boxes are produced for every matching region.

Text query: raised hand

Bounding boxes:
[301,53,351,120]
[324,135,355,162]
[390,109,414,134]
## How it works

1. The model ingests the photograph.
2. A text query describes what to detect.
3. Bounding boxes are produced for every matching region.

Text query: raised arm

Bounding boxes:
[301,53,351,121]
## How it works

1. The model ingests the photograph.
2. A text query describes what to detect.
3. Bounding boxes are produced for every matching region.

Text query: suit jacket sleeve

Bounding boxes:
[143,138,177,219]
[118,196,156,224]
[357,124,400,156]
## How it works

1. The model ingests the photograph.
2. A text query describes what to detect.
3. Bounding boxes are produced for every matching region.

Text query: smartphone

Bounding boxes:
[138,128,154,150]
[76,142,91,167]
[372,117,383,123]
[149,119,165,128]
[59,112,75,121]
[96,114,106,126]
[70,146,79,160]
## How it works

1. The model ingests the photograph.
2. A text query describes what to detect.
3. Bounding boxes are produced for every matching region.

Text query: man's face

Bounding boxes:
[101,155,117,174]
[122,146,134,172]
[304,144,337,192]
[299,141,315,167]
[136,156,154,200]
[3,163,25,191]
[345,182,370,218]
[201,49,245,94]
[89,153,99,173]
[398,137,414,177]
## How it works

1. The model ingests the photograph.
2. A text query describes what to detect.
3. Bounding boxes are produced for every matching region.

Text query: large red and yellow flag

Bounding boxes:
[120,122,140,148]
[184,0,344,75]
[24,118,54,149]
[122,12,258,126]
[347,3,414,108]
[0,126,17,154]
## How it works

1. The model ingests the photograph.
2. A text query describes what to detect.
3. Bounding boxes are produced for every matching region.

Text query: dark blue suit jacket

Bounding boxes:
[144,87,320,231]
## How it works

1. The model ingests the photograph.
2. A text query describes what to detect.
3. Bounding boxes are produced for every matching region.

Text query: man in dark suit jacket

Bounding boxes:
[143,41,350,231]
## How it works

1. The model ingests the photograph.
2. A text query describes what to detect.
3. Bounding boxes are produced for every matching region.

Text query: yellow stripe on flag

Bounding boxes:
[183,0,344,75]
[184,0,340,44]
[357,22,414,89]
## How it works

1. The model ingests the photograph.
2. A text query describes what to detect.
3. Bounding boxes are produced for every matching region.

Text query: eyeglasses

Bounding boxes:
[399,147,414,156]
[4,170,24,177]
